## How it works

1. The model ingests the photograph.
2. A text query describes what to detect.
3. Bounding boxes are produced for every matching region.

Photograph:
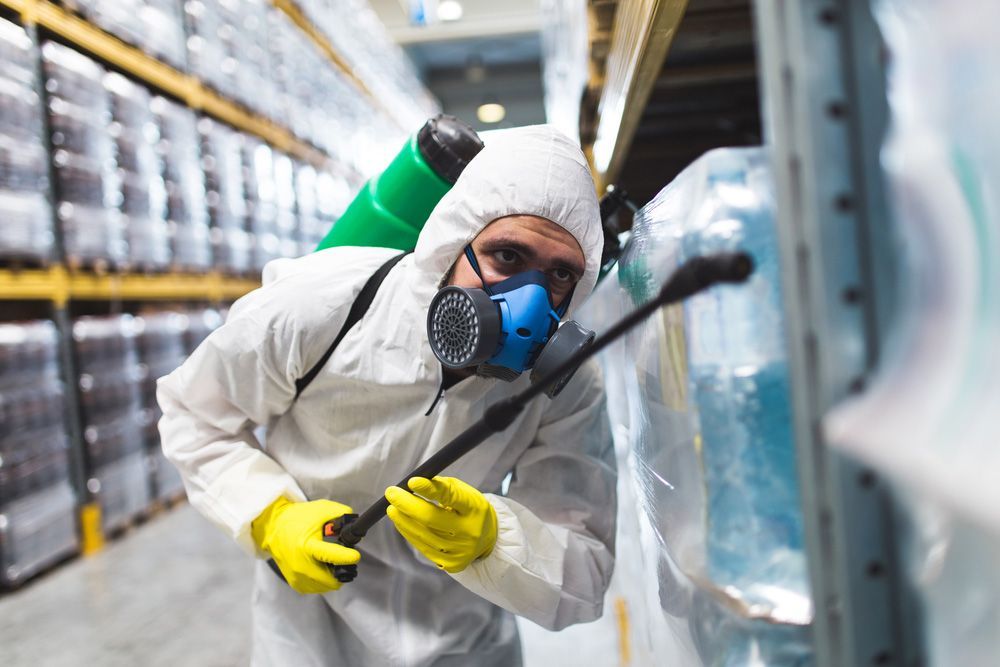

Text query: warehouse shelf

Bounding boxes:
[0,0,330,167]
[585,0,688,189]
[0,267,259,305]
[272,0,414,131]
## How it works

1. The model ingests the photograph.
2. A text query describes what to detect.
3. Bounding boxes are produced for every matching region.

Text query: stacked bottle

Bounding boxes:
[104,72,170,270]
[73,315,149,532]
[0,18,53,264]
[273,152,299,260]
[606,147,810,664]
[134,312,188,501]
[152,96,212,271]
[183,307,224,354]
[200,119,251,274]
[243,137,282,271]
[0,321,78,587]
[42,42,125,267]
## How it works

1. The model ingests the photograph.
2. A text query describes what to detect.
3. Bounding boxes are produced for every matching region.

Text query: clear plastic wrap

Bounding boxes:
[243,136,281,270]
[578,147,812,665]
[0,482,78,587]
[42,42,126,266]
[0,18,54,263]
[104,72,170,269]
[0,321,78,587]
[823,2,1000,664]
[199,118,251,274]
[134,311,187,500]
[151,96,212,271]
[64,0,186,69]
[72,315,149,528]
[90,450,149,533]
[182,307,223,354]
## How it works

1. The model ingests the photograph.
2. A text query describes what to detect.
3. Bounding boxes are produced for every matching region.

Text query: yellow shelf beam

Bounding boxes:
[0,267,259,305]
[4,0,329,167]
[589,0,689,190]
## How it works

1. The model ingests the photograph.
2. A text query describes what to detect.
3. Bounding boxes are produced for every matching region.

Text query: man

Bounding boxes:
[158,125,616,666]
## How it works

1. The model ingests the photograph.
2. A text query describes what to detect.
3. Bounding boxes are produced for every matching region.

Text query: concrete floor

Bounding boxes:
[0,505,253,666]
[0,504,624,666]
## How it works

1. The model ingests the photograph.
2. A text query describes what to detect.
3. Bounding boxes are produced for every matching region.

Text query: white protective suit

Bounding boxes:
[158,125,617,667]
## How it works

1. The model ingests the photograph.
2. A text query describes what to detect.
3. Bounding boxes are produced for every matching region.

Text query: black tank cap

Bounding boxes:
[417,114,484,184]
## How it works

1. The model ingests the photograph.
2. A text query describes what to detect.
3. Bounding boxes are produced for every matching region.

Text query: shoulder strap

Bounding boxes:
[294,251,409,399]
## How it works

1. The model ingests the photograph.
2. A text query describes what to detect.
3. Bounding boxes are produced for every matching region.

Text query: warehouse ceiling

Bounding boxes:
[369,0,546,132]
[608,0,762,207]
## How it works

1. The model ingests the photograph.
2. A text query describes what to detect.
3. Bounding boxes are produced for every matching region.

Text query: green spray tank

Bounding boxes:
[315,115,485,252]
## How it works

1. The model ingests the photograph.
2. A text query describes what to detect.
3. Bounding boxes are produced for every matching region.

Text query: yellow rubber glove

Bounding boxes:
[385,476,498,573]
[251,496,361,594]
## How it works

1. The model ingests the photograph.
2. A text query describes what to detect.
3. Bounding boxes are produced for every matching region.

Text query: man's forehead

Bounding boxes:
[474,215,585,273]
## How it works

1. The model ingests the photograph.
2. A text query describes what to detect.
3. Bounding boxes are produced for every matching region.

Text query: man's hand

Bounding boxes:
[251,497,361,594]
[385,476,498,573]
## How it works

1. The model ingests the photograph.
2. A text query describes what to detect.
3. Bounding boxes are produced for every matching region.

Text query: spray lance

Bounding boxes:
[269,250,755,584]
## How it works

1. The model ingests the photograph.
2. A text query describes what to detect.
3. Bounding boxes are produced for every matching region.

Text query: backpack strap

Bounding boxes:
[294,251,409,399]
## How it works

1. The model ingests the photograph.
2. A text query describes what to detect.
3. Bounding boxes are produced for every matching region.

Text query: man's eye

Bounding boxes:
[495,249,520,264]
[551,268,574,283]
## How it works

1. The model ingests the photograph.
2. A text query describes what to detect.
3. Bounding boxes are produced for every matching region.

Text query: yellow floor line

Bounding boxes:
[615,596,632,665]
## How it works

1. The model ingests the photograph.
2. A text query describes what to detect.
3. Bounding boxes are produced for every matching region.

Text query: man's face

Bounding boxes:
[448,215,585,308]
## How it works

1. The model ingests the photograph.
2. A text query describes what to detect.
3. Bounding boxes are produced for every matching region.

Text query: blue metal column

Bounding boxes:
[752,1,923,665]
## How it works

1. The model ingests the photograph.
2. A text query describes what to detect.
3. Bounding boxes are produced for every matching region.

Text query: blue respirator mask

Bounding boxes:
[426,246,596,397]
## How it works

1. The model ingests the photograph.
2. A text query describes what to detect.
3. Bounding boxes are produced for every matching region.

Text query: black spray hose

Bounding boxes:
[269,252,754,584]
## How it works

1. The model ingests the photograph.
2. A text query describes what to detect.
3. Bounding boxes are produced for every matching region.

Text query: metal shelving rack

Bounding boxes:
[0,0,408,561]
[753,1,923,665]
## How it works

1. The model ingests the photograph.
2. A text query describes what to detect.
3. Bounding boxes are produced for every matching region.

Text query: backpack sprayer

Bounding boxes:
[267,116,755,584]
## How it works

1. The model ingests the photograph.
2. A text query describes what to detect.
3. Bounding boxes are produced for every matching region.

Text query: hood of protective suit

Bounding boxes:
[408,125,602,317]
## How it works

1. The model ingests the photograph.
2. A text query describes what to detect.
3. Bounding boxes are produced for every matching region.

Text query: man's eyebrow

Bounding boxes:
[478,235,585,277]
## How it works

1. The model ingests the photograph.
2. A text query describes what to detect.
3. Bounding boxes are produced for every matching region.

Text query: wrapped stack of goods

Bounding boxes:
[42,42,125,268]
[183,307,224,354]
[273,152,299,260]
[294,162,324,254]
[73,315,149,533]
[151,96,212,271]
[0,321,78,588]
[63,0,187,70]
[0,18,53,264]
[199,119,251,274]
[133,311,187,501]
[242,136,281,271]
[104,73,170,270]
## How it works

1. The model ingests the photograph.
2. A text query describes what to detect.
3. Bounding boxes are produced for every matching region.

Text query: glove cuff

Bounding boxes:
[251,495,292,554]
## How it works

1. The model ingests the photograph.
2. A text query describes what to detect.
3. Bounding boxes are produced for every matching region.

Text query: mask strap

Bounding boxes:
[464,245,492,295]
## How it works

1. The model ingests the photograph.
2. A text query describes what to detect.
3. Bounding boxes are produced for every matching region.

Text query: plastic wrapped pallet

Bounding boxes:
[273,152,299,259]
[824,2,1000,664]
[243,136,281,271]
[184,0,238,103]
[73,315,150,532]
[104,72,170,270]
[134,311,187,500]
[0,18,54,264]
[0,321,78,587]
[578,147,812,666]
[63,0,186,69]
[199,118,251,273]
[182,307,223,355]
[42,42,125,267]
[151,96,212,271]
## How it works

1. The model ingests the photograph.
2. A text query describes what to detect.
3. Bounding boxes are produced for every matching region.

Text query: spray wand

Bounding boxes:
[270,251,754,584]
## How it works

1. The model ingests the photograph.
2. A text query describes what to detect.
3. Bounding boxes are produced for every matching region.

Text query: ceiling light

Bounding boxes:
[477,102,506,124]
[437,0,463,21]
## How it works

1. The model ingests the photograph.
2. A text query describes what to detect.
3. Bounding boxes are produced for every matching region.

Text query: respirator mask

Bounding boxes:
[427,246,595,397]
